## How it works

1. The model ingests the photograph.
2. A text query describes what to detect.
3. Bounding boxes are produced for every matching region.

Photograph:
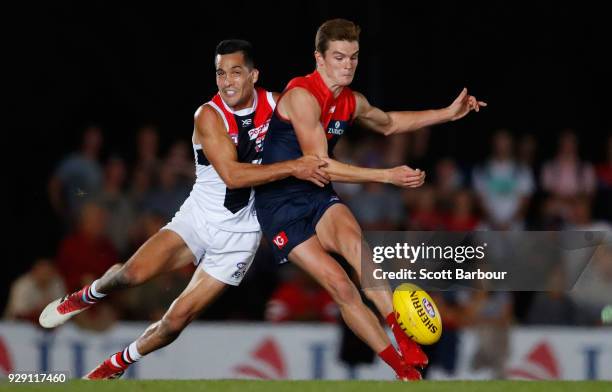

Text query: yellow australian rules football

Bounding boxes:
[392,283,442,345]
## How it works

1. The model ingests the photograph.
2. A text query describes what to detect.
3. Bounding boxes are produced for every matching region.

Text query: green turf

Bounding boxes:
[1,380,611,392]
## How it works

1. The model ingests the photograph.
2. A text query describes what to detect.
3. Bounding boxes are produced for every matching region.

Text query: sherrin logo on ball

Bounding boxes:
[392,283,442,345]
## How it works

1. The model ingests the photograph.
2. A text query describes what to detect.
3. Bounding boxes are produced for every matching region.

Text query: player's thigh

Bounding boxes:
[124,229,194,280]
[166,267,228,321]
[316,203,363,257]
[288,236,359,302]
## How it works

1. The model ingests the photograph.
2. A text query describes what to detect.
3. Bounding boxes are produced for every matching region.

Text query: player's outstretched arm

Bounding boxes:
[281,88,425,188]
[353,89,487,136]
[194,105,330,189]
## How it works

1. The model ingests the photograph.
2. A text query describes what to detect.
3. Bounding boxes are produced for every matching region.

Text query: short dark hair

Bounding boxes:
[215,39,255,69]
[315,19,361,54]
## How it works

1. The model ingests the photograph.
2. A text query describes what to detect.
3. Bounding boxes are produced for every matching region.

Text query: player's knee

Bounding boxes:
[119,263,149,286]
[338,231,362,259]
[105,263,124,276]
[327,275,359,307]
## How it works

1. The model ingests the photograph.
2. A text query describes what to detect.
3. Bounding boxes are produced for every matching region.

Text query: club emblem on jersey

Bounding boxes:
[272,231,289,250]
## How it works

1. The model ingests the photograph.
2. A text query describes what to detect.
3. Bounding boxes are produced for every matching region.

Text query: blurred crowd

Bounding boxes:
[4,124,611,377]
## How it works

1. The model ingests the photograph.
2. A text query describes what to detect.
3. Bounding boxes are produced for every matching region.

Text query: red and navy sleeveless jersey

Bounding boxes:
[257,70,356,198]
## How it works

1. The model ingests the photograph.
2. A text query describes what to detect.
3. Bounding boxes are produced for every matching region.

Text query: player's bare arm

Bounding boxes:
[279,88,424,188]
[353,89,487,136]
[194,104,330,188]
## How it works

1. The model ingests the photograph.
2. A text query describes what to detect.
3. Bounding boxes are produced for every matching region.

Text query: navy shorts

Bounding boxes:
[255,189,343,263]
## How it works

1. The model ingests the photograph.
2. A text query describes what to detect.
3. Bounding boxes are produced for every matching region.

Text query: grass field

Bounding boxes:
[1,380,611,392]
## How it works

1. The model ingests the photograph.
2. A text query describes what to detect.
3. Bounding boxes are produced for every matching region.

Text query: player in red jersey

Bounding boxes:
[255,19,486,380]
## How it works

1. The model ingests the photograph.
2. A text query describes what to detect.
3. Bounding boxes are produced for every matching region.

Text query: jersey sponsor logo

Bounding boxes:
[272,231,289,249]
[327,119,346,136]
[249,121,270,152]
[248,121,269,140]
[241,118,253,127]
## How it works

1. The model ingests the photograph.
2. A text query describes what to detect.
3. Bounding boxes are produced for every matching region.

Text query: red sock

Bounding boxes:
[377,344,404,373]
[386,312,410,346]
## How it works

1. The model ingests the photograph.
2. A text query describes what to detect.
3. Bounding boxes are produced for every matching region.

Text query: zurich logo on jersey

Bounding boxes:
[327,120,347,136]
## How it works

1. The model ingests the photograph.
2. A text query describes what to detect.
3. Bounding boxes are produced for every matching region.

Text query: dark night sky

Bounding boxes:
[6,1,611,305]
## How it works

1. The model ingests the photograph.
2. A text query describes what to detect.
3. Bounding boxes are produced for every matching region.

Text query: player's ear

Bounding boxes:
[251,68,259,84]
[314,51,324,68]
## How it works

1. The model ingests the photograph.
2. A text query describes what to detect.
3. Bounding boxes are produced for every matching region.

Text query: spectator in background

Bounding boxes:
[55,202,120,330]
[48,125,104,225]
[383,133,410,167]
[165,140,195,185]
[565,195,612,232]
[128,211,167,253]
[568,243,612,325]
[460,290,513,379]
[517,133,538,177]
[128,165,154,213]
[421,292,469,379]
[142,161,190,221]
[473,129,534,229]
[525,265,578,325]
[97,156,137,258]
[541,129,596,198]
[4,258,65,324]
[348,182,405,230]
[443,190,480,231]
[561,196,612,325]
[134,125,161,179]
[433,158,464,212]
[56,201,118,293]
[405,186,444,230]
[406,127,432,171]
[265,265,338,323]
[594,134,612,221]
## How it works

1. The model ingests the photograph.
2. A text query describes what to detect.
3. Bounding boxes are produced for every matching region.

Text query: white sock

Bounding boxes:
[127,342,143,362]
[90,280,107,298]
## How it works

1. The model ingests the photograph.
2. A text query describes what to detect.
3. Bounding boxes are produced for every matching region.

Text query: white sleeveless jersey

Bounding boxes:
[188,87,275,232]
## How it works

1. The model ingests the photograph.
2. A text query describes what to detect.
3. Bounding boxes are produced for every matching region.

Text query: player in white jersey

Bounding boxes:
[38,39,330,379]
